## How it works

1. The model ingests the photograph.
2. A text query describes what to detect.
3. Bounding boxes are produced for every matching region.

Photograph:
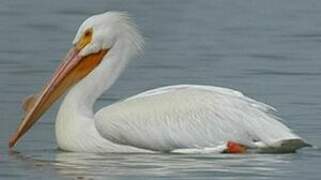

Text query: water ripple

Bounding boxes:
[245,69,321,76]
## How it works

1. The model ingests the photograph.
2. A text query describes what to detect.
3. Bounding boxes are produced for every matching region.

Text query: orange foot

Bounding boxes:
[223,141,247,154]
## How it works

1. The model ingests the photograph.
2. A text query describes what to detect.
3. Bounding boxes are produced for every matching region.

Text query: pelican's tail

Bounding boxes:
[258,138,311,153]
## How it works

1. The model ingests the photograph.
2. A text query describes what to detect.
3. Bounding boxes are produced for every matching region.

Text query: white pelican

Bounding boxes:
[9,11,309,153]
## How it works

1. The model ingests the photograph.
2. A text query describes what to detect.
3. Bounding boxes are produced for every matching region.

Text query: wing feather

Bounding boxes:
[95,85,301,152]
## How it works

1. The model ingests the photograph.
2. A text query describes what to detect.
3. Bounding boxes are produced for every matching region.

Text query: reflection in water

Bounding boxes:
[9,150,294,179]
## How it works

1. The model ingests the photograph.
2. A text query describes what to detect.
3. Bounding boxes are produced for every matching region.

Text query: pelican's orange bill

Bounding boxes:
[9,42,108,148]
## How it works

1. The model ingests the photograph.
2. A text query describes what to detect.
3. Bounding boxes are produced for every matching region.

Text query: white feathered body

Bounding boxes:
[56,84,303,153]
[96,85,302,151]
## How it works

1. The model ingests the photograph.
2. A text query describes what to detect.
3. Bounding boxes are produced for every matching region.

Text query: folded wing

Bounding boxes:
[95,85,305,152]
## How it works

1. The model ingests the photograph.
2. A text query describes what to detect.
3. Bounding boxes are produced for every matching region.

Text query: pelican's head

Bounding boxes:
[73,11,143,58]
[9,11,143,148]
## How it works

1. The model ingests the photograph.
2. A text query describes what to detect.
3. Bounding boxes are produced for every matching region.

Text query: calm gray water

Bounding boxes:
[1,0,321,179]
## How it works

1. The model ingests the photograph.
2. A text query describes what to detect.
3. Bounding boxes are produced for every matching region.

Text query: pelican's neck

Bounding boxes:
[67,40,131,113]
[56,40,133,152]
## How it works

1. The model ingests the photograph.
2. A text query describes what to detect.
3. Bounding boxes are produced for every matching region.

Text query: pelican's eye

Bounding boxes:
[84,29,92,37]
[76,28,93,50]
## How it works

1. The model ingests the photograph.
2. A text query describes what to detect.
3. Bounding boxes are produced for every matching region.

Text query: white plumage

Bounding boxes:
[95,84,303,152]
